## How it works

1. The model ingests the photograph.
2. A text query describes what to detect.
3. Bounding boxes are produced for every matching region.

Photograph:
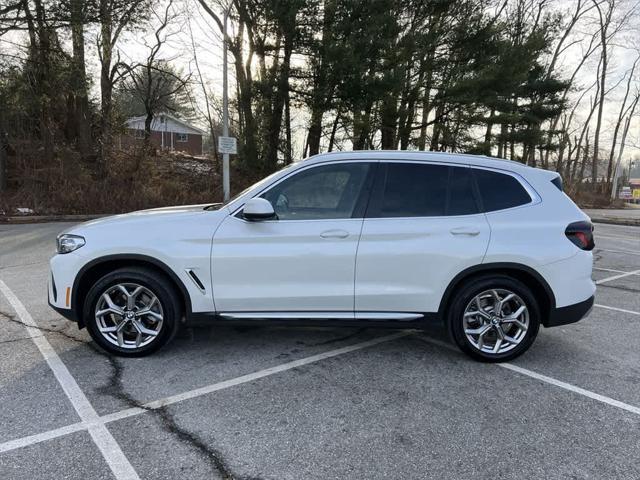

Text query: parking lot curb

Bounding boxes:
[590,217,640,227]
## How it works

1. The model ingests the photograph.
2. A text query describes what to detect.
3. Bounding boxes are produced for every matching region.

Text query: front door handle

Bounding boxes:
[320,229,350,239]
[450,227,480,236]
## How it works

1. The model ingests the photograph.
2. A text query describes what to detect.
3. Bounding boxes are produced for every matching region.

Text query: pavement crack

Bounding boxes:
[0,260,49,271]
[597,284,640,293]
[0,309,86,343]
[0,335,37,345]
[304,327,368,346]
[94,348,261,480]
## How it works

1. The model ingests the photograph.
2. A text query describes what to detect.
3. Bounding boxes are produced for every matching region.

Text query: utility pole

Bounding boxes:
[222,6,230,202]
[0,131,7,192]
[0,94,7,192]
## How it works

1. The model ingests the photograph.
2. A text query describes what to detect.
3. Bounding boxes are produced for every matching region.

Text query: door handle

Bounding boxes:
[450,227,480,236]
[320,229,350,239]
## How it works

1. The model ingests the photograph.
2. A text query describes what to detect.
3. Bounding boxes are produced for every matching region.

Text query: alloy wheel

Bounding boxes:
[94,283,164,349]
[462,288,529,355]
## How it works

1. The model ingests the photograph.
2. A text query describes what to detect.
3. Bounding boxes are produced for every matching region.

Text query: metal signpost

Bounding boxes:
[221,6,233,202]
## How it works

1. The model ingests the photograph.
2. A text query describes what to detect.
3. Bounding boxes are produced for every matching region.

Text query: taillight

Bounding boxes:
[565,221,594,251]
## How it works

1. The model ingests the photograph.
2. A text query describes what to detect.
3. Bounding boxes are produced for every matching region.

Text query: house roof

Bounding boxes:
[125,114,206,135]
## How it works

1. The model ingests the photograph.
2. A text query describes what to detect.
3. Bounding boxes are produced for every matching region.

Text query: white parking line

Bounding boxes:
[0,280,140,480]
[499,363,640,416]
[595,233,639,242]
[0,326,411,454]
[416,336,640,417]
[596,248,640,257]
[595,304,640,316]
[1,276,639,462]
[103,331,413,421]
[595,269,640,284]
[0,422,86,454]
[593,267,640,275]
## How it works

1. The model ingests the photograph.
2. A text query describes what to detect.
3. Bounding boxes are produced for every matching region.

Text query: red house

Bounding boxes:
[121,114,205,156]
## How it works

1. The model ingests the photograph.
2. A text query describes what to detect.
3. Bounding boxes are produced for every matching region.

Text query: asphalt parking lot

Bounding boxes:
[0,221,639,479]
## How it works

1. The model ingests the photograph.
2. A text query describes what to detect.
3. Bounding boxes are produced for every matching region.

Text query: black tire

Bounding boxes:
[447,274,540,362]
[83,267,181,357]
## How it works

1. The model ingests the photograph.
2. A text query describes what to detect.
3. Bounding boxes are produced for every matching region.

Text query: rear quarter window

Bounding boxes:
[473,169,532,212]
[551,176,563,191]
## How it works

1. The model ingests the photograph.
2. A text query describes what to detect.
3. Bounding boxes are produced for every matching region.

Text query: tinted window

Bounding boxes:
[261,163,371,220]
[448,167,479,215]
[376,163,448,217]
[368,163,478,218]
[474,169,532,212]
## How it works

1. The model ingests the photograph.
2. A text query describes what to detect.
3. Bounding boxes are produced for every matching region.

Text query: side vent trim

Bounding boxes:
[186,269,206,293]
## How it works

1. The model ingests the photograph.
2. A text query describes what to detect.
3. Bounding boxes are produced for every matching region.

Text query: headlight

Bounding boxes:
[56,234,86,254]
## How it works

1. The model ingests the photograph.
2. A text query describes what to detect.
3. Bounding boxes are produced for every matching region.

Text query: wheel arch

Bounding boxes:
[438,263,556,326]
[72,254,192,328]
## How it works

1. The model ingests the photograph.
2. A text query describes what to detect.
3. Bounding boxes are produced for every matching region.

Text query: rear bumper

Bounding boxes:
[545,295,594,327]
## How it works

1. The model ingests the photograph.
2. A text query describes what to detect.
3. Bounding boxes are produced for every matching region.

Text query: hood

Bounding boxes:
[67,204,226,235]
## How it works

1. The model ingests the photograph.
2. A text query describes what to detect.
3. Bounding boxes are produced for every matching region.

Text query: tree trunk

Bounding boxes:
[306,0,336,157]
[605,56,638,190]
[144,112,153,141]
[328,107,341,152]
[99,0,113,165]
[31,0,54,163]
[353,105,372,150]
[483,109,495,155]
[284,88,292,164]
[264,35,293,170]
[307,108,324,157]
[0,128,7,192]
[231,37,259,167]
[70,0,91,158]
[380,92,398,150]
[591,1,611,185]
[497,123,507,158]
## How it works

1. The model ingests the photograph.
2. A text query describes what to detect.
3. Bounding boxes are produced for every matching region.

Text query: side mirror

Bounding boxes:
[243,198,276,221]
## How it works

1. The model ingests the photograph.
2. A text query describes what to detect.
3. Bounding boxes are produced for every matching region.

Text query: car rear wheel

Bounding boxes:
[448,275,540,362]
[83,267,181,357]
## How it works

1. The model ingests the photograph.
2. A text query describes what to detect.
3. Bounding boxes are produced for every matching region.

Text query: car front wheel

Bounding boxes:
[83,267,181,356]
[448,275,540,362]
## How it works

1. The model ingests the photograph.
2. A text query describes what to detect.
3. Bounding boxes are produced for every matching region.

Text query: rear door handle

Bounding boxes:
[450,227,480,236]
[320,229,350,239]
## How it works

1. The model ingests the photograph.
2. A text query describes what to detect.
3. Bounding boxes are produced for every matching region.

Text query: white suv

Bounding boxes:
[48,151,595,361]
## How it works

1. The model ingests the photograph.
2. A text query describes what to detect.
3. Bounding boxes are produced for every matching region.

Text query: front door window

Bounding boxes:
[261,163,372,220]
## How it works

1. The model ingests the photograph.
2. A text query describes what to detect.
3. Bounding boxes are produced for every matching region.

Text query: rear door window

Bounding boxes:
[473,169,532,212]
[367,163,478,218]
[447,167,478,216]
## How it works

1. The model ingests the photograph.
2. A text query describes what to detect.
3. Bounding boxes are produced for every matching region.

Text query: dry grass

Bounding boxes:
[0,143,257,216]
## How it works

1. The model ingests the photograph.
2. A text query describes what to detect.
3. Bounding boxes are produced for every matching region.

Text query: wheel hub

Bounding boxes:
[94,283,164,349]
[462,288,529,355]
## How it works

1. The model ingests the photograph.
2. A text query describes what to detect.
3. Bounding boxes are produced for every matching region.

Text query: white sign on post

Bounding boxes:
[218,136,237,155]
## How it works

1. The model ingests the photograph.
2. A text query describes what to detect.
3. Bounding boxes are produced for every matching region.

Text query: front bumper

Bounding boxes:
[48,298,79,323]
[48,252,83,325]
[545,295,594,327]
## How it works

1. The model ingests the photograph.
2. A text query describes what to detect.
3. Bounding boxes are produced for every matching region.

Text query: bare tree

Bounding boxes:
[68,0,92,158]
[120,0,191,148]
[590,0,636,186]
[97,0,149,163]
[605,51,639,190]
[186,14,219,161]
